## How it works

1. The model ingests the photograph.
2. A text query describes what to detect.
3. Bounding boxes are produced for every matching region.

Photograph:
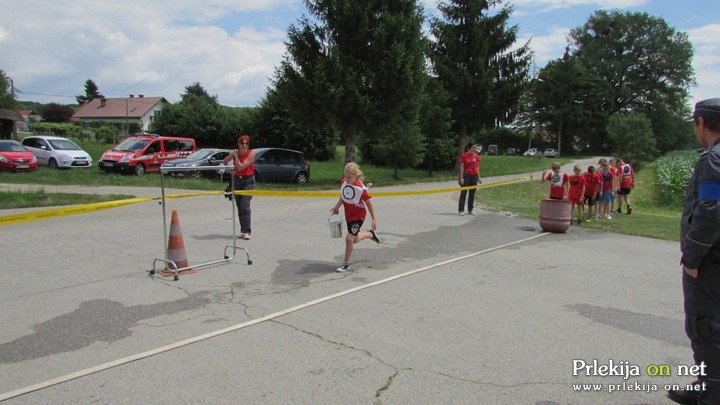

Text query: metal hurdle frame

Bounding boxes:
[150,165,252,280]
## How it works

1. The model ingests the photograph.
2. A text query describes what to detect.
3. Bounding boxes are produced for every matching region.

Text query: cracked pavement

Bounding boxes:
[0,167,687,404]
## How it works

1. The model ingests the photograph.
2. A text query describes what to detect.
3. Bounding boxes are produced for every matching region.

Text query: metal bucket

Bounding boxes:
[539,199,572,233]
[328,215,343,238]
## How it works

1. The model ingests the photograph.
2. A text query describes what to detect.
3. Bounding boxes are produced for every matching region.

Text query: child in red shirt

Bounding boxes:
[598,160,616,219]
[582,165,602,220]
[614,157,635,214]
[568,165,587,225]
[330,162,380,272]
[541,162,569,200]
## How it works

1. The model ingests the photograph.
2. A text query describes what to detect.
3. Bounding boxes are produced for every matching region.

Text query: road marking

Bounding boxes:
[0,232,548,401]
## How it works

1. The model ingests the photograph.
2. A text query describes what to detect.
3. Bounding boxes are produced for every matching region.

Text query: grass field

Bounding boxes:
[0,189,135,209]
[475,161,681,241]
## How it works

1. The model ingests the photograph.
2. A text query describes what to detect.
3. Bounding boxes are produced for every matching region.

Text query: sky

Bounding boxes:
[2,0,719,111]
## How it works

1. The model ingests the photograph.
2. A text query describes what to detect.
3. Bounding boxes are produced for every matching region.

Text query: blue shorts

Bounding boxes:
[599,190,613,203]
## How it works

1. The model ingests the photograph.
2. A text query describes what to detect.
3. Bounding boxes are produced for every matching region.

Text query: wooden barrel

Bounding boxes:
[539,199,572,233]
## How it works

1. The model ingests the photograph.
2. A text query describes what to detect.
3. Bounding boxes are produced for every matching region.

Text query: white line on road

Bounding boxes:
[0,232,549,402]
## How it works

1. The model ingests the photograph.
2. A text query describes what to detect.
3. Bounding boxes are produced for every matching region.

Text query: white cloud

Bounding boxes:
[518,26,572,69]
[0,0,295,105]
[686,24,720,104]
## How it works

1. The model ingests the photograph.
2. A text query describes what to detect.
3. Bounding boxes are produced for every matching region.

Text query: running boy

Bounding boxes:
[330,162,380,273]
[568,165,587,225]
[541,162,569,200]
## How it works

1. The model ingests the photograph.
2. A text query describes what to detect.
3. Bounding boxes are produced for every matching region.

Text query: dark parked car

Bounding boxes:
[253,148,310,183]
[487,145,499,155]
[161,148,232,179]
[505,147,520,155]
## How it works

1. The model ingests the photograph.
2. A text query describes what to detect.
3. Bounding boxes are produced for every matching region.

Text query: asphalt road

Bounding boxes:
[0,161,691,404]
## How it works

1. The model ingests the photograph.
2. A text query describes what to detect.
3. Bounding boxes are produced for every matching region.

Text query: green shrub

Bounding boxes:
[655,150,698,206]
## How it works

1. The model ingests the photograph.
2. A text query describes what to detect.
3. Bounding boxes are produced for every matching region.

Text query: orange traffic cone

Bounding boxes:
[159,210,196,277]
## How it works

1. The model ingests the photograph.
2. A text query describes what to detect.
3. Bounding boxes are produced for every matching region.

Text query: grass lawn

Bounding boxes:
[475,161,681,241]
[0,189,136,209]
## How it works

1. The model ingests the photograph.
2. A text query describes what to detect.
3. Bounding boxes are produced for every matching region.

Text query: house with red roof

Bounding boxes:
[71,95,168,132]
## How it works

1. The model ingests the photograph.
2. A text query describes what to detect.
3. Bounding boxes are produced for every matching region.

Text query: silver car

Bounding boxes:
[544,148,560,158]
[21,136,93,169]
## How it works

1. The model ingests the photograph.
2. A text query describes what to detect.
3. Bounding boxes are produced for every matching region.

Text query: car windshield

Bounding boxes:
[0,141,26,152]
[186,149,215,160]
[48,139,81,151]
[114,139,149,152]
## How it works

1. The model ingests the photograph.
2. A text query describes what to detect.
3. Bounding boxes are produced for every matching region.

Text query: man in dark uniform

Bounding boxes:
[669,98,720,405]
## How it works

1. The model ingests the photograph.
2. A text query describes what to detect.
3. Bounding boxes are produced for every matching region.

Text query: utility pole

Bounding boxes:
[125,97,129,138]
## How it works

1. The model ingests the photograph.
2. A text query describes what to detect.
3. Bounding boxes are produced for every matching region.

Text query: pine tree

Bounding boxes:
[430,0,531,160]
[75,79,104,105]
[278,0,427,165]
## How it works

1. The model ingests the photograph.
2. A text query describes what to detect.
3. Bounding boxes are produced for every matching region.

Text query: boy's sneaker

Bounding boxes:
[459,211,465,216]
[243,233,251,240]
[336,264,349,273]
[627,206,633,215]
[369,230,380,244]
[467,211,475,216]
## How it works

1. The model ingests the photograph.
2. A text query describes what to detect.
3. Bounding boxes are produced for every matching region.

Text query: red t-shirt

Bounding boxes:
[544,171,569,199]
[459,152,480,175]
[233,150,255,177]
[340,179,372,222]
[583,172,601,196]
[568,175,586,200]
[619,164,634,188]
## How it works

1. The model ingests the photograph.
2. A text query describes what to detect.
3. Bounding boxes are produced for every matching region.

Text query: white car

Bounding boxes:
[523,148,541,157]
[544,148,560,158]
[21,136,93,169]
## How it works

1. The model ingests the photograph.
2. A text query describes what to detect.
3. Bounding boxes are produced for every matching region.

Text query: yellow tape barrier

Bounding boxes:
[0,176,529,226]
[0,197,153,226]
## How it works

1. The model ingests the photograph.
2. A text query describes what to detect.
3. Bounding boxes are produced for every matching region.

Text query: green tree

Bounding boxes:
[606,112,657,166]
[0,70,15,109]
[646,104,695,152]
[419,76,455,173]
[357,0,428,174]
[41,103,75,123]
[75,79,104,105]
[279,0,427,165]
[570,10,694,114]
[430,0,531,160]
[151,82,254,147]
[569,10,694,154]
[255,85,337,160]
[532,51,610,153]
[174,83,222,146]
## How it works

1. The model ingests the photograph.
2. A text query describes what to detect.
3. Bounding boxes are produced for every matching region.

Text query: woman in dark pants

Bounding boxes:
[223,135,256,240]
